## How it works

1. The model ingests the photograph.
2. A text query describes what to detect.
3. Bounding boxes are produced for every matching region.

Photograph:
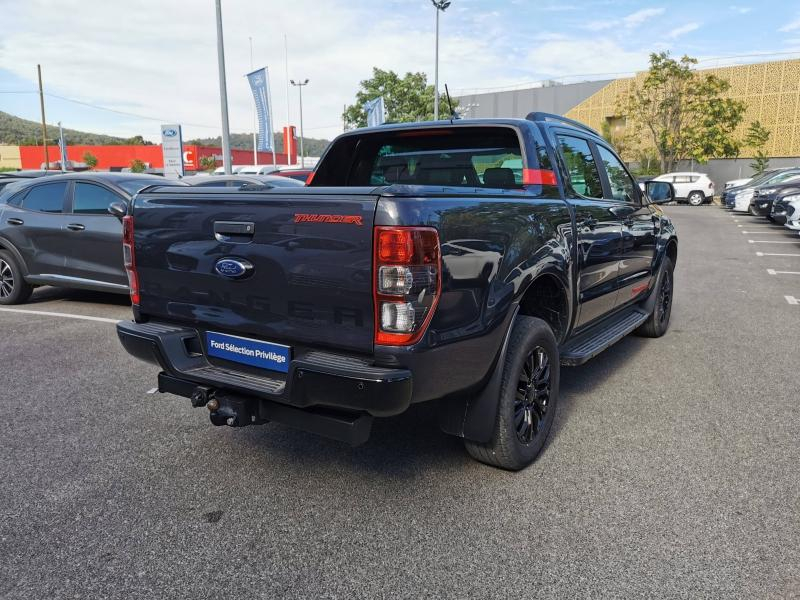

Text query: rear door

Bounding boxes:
[2,181,70,276]
[64,181,127,287]
[554,133,624,328]
[595,143,658,307]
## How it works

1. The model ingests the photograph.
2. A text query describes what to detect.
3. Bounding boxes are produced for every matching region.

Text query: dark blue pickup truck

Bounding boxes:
[116,113,677,470]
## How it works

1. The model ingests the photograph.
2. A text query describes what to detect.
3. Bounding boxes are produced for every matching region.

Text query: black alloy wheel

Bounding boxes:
[656,266,672,326]
[0,250,32,305]
[514,347,551,444]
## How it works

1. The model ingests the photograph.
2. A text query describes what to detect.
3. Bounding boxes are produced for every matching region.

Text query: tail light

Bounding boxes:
[373,226,441,346]
[122,215,140,305]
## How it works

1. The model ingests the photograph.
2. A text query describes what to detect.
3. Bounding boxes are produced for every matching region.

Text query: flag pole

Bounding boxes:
[249,37,257,166]
[266,67,277,168]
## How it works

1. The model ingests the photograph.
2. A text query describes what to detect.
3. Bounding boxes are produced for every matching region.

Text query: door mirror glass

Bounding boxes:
[645,181,675,204]
[108,201,128,219]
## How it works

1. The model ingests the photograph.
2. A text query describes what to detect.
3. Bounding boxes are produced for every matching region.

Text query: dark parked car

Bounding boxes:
[0,172,186,304]
[723,168,800,209]
[116,113,678,471]
[0,170,63,193]
[181,174,305,189]
[750,176,800,217]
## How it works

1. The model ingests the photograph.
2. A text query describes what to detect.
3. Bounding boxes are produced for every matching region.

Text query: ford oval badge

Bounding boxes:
[214,258,253,279]
[163,128,178,137]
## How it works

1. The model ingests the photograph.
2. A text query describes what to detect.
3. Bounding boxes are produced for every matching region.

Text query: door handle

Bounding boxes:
[579,216,597,230]
[6,218,23,226]
[67,223,85,231]
[214,220,255,243]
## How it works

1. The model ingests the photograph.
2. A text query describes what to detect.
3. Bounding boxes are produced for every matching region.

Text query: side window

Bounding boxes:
[20,182,68,213]
[73,183,123,215]
[597,145,637,203]
[556,135,603,198]
[673,175,691,184]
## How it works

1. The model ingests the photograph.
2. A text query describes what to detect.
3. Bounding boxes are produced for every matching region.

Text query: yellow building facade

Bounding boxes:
[0,145,22,170]
[565,59,800,159]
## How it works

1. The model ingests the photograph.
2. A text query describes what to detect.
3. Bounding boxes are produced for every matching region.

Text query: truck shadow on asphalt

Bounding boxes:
[27,286,132,306]
[231,335,649,478]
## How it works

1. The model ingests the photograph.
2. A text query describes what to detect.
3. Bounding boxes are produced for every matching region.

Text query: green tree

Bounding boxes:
[620,52,746,172]
[82,151,98,170]
[744,120,771,175]
[343,68,455,128]
[129,158,146,173]
[199,155,216,172]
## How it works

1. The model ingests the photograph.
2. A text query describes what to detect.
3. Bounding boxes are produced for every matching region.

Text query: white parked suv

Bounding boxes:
[653,172,715,206]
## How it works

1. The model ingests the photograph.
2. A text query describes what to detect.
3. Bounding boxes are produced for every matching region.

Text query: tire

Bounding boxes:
[687,191,704,206]
[636,256,674,338]
[464,316,559,471]
[0,250,33,305]
[748,203,759,217]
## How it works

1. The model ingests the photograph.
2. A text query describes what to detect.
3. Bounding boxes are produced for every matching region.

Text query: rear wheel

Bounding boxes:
[687,191,704,206]
[0,250,33,305]
[636,256,674,338]
[748,203,760,217]
[465,316,559,471]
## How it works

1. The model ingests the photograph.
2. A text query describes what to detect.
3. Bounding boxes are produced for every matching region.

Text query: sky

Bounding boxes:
[1,0,799,143]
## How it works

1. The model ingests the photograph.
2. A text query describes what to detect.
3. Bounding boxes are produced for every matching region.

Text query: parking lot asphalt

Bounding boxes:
[1,205,798,599]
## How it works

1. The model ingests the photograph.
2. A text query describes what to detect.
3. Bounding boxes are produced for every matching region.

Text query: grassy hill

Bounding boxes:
[0,111,330,155]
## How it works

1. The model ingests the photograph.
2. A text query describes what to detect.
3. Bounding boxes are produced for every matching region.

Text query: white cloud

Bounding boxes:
[0,0,523,142]
[728,5,752,14]
[667,22,701,39]
[583,7,666,31]
[525,39,650,78]
[779,17,800,32]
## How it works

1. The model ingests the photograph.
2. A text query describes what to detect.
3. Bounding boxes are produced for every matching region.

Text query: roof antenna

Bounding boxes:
[444,84,456,124]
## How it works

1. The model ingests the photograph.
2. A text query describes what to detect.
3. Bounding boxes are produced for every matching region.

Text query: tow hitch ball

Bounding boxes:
[190,386,259,428]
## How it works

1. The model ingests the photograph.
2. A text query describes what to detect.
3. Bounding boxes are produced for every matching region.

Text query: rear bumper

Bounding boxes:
[117,320,412,418]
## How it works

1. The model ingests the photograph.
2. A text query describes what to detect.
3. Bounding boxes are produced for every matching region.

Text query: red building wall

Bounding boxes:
[18,143,296,171]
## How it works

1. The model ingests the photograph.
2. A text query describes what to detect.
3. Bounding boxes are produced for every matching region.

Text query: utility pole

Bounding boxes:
[249,36,257,166]
[431,1,451,121]
[214,0,232,174]
[37,64,49,170]
[290,79,309,168]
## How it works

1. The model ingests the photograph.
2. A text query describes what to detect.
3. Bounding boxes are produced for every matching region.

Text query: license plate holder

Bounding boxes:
[205,331,291,373]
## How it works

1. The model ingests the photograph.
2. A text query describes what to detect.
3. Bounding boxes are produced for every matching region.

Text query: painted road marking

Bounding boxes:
[0,307,120,323]
[756,252,800,257]
[786,296,799,305]
[741,231,785,234]
[748,239,800,244]
[146,388,159,394]
[767,269,800,275]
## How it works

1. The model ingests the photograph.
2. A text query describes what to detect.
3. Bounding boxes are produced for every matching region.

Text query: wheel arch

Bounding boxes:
[0,236,29,276]
[517,271,571,344]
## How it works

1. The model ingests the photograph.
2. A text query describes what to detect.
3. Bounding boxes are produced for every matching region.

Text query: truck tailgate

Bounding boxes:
[132,188,379,353]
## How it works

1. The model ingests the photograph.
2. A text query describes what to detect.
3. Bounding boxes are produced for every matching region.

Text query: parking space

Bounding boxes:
[1,205,798,599]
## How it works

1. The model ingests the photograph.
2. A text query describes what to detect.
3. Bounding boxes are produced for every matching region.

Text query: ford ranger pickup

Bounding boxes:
[115,113,678,470]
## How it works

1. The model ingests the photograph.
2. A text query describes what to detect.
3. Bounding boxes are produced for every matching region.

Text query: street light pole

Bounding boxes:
[290,79,309,168]
[431,0,451,121]
[214,0,233,175]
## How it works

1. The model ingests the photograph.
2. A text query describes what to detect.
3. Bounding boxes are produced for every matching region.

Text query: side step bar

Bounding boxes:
[560,308,649,366]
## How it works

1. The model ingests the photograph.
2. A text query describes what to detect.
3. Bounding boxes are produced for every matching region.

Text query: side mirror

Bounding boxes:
[108,200,128,220]
[645,181,675,205]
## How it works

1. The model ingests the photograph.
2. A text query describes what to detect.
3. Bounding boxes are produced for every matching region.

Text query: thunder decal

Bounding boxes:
[294,213,364,226]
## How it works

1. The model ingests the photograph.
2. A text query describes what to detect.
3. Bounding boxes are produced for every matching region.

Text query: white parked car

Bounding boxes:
[238,165,279,175]
[212,165,248,175]
[724,177,752,190]
[653,172,715,206]
[784,195,800,232]
[732,188,756,212]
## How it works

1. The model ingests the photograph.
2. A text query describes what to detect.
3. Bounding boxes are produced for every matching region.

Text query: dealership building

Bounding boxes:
[458,58,800,186]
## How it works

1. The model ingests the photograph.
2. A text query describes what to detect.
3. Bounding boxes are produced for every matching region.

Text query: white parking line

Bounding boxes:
[741,231,785,234]
[0,307,120,323]
[767,269,800,276]
[748,240,800,244]
[786,296,799,305]
[755,252,800,257]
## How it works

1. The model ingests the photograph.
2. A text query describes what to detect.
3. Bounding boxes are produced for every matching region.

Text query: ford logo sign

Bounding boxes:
[214,258,253,279]
[163,128,178,137]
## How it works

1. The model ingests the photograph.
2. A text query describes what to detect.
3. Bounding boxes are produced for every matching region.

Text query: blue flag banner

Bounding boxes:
[247,67,273,152]
[364,96,385,127]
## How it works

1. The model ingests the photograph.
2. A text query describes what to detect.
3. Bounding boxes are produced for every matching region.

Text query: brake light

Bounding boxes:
[122,215,140,305]
[522,168,558,186]
[373,226,440,346]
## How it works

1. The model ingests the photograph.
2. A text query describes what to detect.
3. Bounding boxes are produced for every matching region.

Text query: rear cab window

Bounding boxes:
[310,125,558,196]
